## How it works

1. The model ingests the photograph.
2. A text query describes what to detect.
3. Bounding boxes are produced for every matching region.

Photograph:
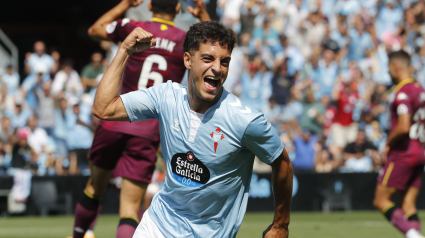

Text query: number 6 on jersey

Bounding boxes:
[138,54,167,90]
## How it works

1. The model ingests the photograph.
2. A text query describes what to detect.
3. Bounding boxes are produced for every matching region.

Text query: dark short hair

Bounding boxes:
[183,21,236,55]
[151,0,179,15]
[62,59,74,67]
[388,50,410,65]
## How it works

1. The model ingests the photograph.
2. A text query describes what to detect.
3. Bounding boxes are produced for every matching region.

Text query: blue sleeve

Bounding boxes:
[242,115,284,164]
[120,83,168,122]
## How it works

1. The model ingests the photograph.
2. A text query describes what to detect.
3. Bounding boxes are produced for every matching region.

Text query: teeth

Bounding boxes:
[205,76,219,80]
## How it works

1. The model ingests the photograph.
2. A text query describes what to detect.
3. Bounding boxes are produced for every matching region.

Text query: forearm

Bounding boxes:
[271,150,293,232]
[88,1,130,41]
[198,9,211,22]
[93,47,129,119]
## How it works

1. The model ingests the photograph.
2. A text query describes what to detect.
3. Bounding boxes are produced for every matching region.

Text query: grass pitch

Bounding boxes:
[0,211,415,237]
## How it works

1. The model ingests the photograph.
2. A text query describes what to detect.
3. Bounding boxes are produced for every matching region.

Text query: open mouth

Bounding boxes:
[204,76,220,91]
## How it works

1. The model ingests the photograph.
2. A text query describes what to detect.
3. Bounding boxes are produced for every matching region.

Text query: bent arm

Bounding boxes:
[266,149,293,237]
[92,27,156,121]
[386,113,411,147]
[88,1,133,41]
[92,47,130,121]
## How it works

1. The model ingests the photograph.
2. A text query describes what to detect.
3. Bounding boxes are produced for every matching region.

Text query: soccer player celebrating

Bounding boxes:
[93,21,293,237]
[72,0,210,238]
[374,50,425,238]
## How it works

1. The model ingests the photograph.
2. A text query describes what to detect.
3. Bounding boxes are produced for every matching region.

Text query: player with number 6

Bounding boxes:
[71,0,210,238]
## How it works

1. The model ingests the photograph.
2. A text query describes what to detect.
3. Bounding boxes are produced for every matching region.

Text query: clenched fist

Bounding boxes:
[122,0,144,8]
[121,27,157,55]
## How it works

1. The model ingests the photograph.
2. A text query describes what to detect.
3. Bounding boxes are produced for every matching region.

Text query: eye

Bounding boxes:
[221,61,230,67]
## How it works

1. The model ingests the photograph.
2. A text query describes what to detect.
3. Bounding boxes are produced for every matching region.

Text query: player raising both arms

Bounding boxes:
[93,20,292,238]
[374,50,425,238]
[71,1,210,238]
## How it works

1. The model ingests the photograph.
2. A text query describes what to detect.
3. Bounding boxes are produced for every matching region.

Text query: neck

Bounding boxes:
[187,73,223,114]
[397,73,412,83]
[152,13,175,22]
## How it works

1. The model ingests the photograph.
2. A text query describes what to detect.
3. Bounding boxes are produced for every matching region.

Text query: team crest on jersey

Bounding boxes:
[210,127,225,153]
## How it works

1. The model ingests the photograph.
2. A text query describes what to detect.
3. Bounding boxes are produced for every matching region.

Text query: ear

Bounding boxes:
[148,1,152,11]
[175,3,181,13]
[184,52,192,69]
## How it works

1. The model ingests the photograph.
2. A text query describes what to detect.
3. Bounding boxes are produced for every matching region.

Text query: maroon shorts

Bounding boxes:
[377,160,424,191]
[90,126,159,183]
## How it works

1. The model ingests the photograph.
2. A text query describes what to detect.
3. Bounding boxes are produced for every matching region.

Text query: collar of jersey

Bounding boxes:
[395,78,415,92]
[151,17,175,26]
[184,89,229,119]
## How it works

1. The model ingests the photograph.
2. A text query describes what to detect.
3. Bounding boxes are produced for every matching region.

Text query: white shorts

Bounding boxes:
[132,211,165,238]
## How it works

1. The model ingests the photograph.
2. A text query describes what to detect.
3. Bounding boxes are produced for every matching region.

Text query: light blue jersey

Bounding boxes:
[120,81,284,238]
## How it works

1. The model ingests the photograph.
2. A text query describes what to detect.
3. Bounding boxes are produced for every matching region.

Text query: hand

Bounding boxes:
[121,28,156,55]
[123,0,143,8]
[263,224,289,238]
[382,145,390,163]
[187,0,207,19]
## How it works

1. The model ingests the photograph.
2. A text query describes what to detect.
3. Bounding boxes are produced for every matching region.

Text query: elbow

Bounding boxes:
[87,26,95,38]
[401,126,410,135]
[92,107,106,120]
[87,26,102,41]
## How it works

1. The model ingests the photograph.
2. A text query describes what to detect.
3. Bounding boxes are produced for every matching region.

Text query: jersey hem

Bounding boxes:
[266,143,285,165]
[120,95,135,123]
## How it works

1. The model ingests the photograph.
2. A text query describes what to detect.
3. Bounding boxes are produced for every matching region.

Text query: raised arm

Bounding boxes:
[332,75,343,101]
[88,0,210,42]
[88,0,144,42]
[263,149,293,238]
[187,0,211,22]
[92,27,156,121]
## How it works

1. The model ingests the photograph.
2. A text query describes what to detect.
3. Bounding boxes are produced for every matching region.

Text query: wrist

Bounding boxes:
[198,9,210,20]
[118,45,133,56]
[272,223,289,231]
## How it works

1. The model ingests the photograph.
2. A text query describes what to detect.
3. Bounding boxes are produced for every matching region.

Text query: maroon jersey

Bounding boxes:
[102,18,187,139]
[389,78,425,163]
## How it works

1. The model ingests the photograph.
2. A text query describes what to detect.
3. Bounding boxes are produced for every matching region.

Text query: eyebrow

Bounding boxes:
[200,54,231,61]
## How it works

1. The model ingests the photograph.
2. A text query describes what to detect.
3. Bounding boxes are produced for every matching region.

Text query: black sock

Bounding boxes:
[383,204,397,221]
[79,190,100,210]
[118,217,139,228]
[408,214,420,221]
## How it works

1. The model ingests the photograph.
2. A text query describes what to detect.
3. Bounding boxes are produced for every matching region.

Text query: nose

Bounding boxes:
[211,59,221,76]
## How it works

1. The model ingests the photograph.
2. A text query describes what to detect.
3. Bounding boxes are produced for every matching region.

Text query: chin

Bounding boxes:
[200,92,217,101]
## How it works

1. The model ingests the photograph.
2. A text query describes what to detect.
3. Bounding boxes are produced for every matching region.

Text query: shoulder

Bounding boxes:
[397,82,422,99]
[344,143,355,150]
[169,25,186,36]
[222,92,264,127]
[115,18,141,28]
[54,70,66,78]
[27,54,37,63]
[148,80,184,98]
[395,87,409,101]
[82,64,91,70]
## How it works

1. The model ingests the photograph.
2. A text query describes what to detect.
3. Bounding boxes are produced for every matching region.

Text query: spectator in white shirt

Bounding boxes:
[51,60,84,103]
[2,64,20,95]
[26,116,48,155]
[24,41,55,80]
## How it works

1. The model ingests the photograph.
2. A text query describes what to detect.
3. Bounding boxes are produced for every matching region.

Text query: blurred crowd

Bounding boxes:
[219,0,425,173]
[0,40,119,176]
[1,0,425,177]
